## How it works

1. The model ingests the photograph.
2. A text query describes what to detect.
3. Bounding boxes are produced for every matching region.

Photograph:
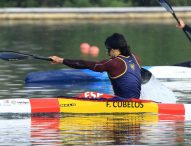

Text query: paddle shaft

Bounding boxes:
[32,55,52,61]
[0,51,52,61]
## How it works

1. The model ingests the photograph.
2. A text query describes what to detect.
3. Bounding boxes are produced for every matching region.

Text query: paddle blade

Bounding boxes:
[141,68,152,84]
[157,0,174,13]
[0,52,29,61]
[174,61,191,68]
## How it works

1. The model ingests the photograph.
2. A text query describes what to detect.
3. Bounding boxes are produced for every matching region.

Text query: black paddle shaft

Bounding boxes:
[0,51,52,61]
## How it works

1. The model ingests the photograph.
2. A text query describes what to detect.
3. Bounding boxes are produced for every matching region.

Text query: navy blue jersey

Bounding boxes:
[109,55,141,99]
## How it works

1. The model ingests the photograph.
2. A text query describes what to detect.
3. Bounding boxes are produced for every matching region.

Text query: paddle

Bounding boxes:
[0,51,52,61]
[157,0,191,42]
[0,50,190,84]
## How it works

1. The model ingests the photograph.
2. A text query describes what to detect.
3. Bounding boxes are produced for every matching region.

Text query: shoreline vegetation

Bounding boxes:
[0,7,190,20]
[0,0,190,7]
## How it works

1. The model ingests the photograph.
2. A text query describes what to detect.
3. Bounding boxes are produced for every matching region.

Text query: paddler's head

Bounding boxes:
[105,33,131,57]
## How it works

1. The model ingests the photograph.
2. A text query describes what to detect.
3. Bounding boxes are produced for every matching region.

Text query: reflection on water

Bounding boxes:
[0,113,189,145]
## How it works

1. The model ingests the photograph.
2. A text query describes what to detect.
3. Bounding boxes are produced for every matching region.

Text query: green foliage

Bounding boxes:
[0,0,190,7]
[168,0,191,6]
[70,0,92,7]
[96,0,126,7]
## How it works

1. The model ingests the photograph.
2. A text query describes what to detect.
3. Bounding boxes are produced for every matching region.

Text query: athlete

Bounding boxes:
[49,33,141,99]
[176,19,191,34]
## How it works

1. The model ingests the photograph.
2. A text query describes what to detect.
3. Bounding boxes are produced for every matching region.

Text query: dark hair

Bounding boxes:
[105,33,131,56]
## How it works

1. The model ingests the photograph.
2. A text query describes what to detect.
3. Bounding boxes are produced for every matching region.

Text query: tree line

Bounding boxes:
[0,0,190,7]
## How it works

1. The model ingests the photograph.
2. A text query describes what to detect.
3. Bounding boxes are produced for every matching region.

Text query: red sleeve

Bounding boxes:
[94,58,126,77]
[63,59,109,72]
[63,58,125,76]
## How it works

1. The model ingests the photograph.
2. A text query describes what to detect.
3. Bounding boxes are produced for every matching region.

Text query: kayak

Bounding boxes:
[25,66,191,83]
[0,96,190,118]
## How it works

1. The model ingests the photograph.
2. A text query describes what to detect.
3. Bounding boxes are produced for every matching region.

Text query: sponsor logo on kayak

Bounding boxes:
[106,101,144,108]
[60,103,76,107]
[0,100,29,106]
[11,101,29,105]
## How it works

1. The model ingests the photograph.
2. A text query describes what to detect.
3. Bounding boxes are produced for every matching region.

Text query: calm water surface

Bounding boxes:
[0,113,191,145]
[0,19,191,145]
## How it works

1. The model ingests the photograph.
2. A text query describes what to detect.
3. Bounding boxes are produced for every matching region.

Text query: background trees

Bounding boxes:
[0,0,190,7]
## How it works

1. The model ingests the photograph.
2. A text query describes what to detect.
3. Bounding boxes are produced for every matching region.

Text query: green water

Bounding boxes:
[0,19,190,66]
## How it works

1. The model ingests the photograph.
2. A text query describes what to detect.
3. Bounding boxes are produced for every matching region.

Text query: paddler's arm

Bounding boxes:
[49,56,109,72]
[63,59,97,69]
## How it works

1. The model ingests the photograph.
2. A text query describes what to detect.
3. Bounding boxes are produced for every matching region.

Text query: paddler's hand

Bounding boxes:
[176,19,185,29]
[49,56,64,64]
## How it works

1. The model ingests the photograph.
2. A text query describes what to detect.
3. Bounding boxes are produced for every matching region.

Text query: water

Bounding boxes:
[0,19,191,145]
[0,113,190,145]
